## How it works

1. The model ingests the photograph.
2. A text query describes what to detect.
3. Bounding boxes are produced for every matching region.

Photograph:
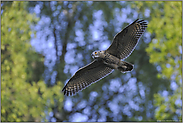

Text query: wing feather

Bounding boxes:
[106,19,148,60]
[62,60,114,96]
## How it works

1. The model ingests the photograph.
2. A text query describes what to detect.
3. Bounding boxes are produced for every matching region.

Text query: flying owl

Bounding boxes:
[62,19,148,96]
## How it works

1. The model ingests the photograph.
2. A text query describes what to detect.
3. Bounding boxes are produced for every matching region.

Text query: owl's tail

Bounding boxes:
[117,61,134,73]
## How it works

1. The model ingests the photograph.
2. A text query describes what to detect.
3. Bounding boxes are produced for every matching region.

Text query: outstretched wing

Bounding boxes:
[106,19,148,60]
[62,60,114,96]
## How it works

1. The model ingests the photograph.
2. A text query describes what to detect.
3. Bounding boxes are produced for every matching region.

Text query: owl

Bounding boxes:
[62,19,148,96]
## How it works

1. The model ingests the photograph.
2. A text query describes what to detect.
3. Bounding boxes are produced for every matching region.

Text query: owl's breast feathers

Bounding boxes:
[99,51,133,72]
[98,51,120,69]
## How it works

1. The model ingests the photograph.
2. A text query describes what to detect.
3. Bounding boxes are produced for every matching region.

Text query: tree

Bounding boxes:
[1,1,63,122]
[144,1,182,121]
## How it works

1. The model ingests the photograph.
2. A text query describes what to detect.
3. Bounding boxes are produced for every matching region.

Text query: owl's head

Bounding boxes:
[91,51,104,59]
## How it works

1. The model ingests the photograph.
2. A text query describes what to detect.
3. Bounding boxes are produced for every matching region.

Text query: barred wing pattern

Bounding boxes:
[106,19,148,60]
[62,60,114,96]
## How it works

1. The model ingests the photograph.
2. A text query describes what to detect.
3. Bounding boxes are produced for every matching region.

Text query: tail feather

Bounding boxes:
[118,61,133,73]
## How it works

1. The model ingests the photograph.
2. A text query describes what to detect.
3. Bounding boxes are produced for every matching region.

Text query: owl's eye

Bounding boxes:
[95,52,97,54]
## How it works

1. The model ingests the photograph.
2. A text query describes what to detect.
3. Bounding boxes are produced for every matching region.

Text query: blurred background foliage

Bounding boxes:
[1,1,182,122]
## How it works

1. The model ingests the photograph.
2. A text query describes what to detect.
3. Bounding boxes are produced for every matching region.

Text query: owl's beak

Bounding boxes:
[91,52,94,58]
[91,52,95,59]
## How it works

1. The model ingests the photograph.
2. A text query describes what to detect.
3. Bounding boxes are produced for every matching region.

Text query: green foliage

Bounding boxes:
[1,1,64,122]
[143,1,182,121]
[146,1,182,79]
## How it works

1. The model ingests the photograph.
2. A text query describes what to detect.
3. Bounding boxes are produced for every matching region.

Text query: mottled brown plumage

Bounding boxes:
[62,19,148,96]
